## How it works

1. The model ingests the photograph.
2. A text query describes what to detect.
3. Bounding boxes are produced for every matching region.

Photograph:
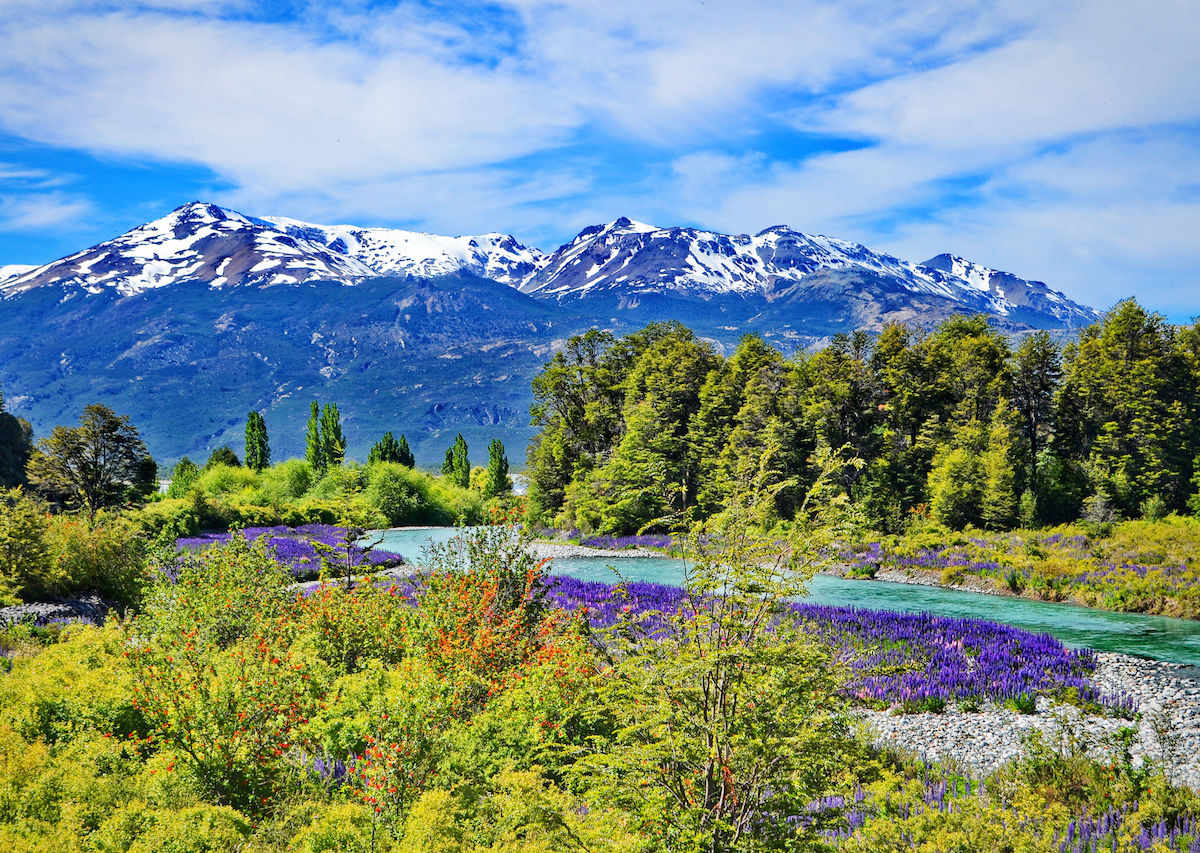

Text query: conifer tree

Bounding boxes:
[981,400,1019,530]
[485,438,512,498]
[396,434,415,468]
[305,400,324,474]
[319,403,345,469]
[244,411,270,472]
[205,445,240,468]
[368,431,402,465]
[442,433,469,488]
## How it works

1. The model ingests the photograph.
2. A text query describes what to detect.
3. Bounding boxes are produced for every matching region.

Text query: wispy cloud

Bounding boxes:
[0,192,94,231]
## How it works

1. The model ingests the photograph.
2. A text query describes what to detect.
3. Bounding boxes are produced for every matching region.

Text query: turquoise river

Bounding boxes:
[374,527,1200,667]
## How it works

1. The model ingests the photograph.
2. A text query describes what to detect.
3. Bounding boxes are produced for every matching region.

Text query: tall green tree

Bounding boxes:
[368,431,402,465]
[484,438,512,498]
[319,403,346,469]
[244,411,270,472]
[1054,299,1190,513]
[442,433,470,488]
[981,399,1020,530]
[305,400,324,474]
[205,445,240,468]
[570,326,719,533]
[27,404,157,514]
[927,419,987,529]
[396,434,415,468]
[1010,331,1062,510]
[0,385,32,489]
[166,457,200,498]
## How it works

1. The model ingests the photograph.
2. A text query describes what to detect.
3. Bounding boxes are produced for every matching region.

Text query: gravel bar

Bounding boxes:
[860,651,1200,789]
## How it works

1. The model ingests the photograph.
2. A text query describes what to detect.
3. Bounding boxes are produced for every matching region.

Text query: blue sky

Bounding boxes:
[0,0,1197,320]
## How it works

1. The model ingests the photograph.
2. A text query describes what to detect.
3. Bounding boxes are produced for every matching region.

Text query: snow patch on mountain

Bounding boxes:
[261,216,546,285]
[0,203,377,296]
[0,264,34,286]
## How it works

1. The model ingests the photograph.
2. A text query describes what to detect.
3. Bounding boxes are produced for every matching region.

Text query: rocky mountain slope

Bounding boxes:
[0,202,1104,464]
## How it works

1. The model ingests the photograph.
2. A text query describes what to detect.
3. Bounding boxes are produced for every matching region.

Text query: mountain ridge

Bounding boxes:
[0,201,1106,465]
[1,201,1100,330]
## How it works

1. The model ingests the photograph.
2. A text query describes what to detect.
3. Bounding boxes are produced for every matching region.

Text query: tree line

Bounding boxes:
[525,299,1200,534]
[0,392,511,516]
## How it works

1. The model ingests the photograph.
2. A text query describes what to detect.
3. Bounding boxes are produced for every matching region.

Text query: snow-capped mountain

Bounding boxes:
[0,202,544,296]
[0,201,1108,465]
[0,264,34,284]
[916,253,1095,328]
[0,200,1100,331]
[261,216,545,285]
[519,218,1100,328]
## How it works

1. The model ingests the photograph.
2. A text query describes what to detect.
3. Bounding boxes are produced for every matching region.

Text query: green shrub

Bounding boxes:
[259,458,314,505]
[0,487,54,604]
[92,803,251,853]
[191,464,259,500]
[365,462,436,526]
[129,498,200,540]
[44,514,149,608]
[307,465,368,501]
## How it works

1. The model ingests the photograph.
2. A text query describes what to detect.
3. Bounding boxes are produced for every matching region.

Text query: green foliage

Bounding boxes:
[305,400,324,475]
[442,434,470,489]
[369,431,410,467]
[366,462,436,526]
[321,403,346,469]
[484,438,511,498]
[260,458,315,504]
[0,396,33,489]
[130,535,312,809]
[165,457,200,499]
[0,488,52,605]
[244,411,270,472]
[26,404,157,514]
[204,445,240,469]
[528,307,1200,536]
[44,514,149,609]
[192,463,259,501]
[129,497,200,541]
[1055,300,1197,515]
[579,447,856,852]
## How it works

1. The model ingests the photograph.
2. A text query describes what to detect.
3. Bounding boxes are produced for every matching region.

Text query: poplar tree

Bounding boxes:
[485,438,512,497]
[244,411,270,472]
[320,403,345,468]
[368,431,402,465]
[442,434,470,488]
[305,400,324,474]
[396,434,415,468]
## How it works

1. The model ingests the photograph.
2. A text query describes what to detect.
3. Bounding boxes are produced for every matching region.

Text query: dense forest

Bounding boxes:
[526,299,1200,535]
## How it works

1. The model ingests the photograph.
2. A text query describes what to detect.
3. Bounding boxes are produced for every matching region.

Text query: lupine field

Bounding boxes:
[544,575,1135,715]
[176,524,404,579]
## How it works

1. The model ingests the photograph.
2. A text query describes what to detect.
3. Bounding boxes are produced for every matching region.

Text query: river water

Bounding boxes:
[374,527,1200,666]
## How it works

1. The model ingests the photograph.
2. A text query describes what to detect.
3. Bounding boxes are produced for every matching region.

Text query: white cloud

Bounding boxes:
[0,192,94,230]
[0,0,1196,318]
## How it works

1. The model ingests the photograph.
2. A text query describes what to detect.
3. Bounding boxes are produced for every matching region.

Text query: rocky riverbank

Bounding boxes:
[860,651,1200,789]
[0,592,115,628]
[530,540,663,560]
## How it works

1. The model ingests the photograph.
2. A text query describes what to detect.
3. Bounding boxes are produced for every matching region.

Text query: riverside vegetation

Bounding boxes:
[1,301,1200,850]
